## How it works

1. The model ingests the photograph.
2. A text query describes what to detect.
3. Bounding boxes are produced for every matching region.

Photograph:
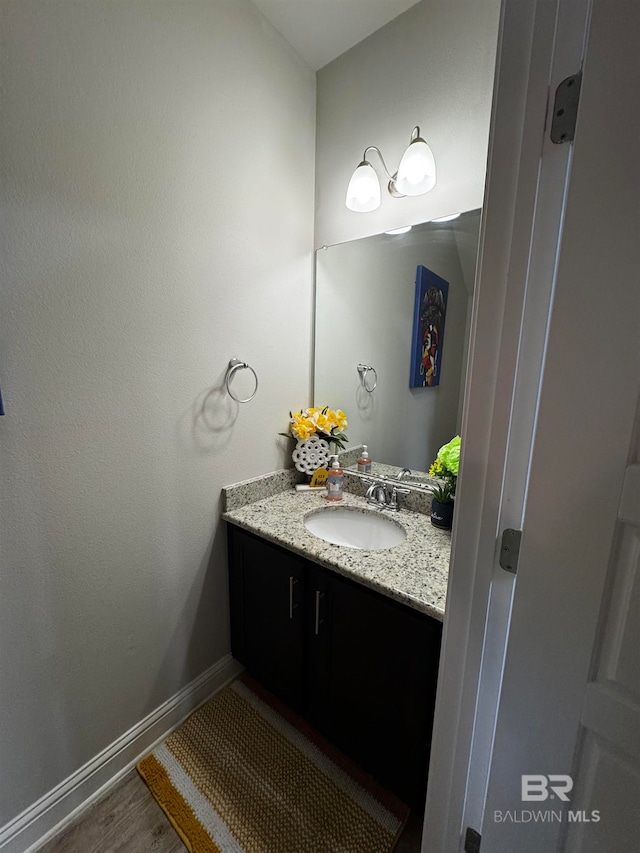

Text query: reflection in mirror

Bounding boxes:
[314,209,481,475]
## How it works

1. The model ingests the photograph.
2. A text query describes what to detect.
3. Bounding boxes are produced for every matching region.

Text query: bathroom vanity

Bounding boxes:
[223,475,450,809]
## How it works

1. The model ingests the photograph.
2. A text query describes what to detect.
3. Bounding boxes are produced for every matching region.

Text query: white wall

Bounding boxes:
[0,0,315,826]
[315,0,500,247]
[315,212,480,471]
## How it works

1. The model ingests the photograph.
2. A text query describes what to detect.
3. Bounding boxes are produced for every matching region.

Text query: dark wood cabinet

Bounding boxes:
[306,563,441,807]
[227,525,442,808]
[228,526,306,710]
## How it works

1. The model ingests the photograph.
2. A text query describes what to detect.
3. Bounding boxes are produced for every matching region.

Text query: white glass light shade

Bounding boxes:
[385,225,412,235]
[345,161,381,212]
[395,138,436,196]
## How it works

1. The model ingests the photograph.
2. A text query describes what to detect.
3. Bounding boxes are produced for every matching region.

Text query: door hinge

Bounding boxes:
[464,826,481,853]
[550,71,582,143]
[499,528,522,574]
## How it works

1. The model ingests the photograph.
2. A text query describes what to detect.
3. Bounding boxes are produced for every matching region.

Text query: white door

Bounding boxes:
[479,0,640,849]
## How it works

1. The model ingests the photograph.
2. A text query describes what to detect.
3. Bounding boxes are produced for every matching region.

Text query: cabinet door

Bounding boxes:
[307,564,442,808]
[228,526,306,709]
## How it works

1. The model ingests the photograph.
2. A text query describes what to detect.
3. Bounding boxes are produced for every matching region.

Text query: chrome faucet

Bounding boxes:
[396,468,412,481]
[365,480,411,512]
[366,481,387,505]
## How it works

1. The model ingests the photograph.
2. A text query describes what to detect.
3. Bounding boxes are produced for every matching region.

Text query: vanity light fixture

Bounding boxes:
[346,126,436,213]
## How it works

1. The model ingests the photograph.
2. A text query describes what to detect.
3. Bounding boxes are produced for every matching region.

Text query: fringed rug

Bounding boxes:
[137,676,409,853]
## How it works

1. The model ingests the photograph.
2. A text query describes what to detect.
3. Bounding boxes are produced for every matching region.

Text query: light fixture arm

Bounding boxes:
[362,147,405,198]
[361,128,423,198]
[362,127,421,180]
[362,146,397,184]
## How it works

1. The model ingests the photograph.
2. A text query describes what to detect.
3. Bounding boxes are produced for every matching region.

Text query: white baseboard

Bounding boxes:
[0,654,243,853]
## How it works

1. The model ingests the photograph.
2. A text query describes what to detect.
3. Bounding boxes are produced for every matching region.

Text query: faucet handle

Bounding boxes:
[389,484,411,510]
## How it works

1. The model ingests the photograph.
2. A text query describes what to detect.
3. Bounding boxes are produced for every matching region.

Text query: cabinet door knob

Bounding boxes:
[314,590,324,636]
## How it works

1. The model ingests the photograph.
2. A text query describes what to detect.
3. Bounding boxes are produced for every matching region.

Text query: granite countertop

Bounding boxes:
[223,489,450,621]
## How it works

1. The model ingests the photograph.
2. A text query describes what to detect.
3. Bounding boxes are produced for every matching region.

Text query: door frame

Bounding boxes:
[422,0,592,848]
[477,0,640,846]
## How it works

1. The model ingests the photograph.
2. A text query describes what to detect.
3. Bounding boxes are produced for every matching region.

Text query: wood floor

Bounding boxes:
[38,769,424,853]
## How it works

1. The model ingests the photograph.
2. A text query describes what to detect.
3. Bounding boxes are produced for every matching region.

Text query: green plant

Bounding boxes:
[428,435,460,504]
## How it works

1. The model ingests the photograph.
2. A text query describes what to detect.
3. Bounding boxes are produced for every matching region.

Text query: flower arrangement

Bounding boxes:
[280,406,349,451]
[428,435,460,504]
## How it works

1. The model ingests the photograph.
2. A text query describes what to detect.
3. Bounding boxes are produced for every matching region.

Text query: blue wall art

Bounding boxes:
[409,265,449,388]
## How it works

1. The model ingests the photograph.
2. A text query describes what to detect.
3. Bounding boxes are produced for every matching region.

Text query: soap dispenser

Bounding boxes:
[326,455,344,502]
[357,445,372,474]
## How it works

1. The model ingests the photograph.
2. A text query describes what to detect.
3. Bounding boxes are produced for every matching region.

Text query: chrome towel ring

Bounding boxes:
[225,358,258,403]
[357,363,378,393]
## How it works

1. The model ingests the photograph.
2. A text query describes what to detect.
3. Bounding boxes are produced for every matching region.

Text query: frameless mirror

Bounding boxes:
[314,209,481,475]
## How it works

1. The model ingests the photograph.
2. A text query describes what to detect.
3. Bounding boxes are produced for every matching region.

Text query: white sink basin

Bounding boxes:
[304,506,407,550]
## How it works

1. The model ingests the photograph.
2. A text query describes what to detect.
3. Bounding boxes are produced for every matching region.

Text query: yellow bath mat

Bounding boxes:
[137,675,409,852]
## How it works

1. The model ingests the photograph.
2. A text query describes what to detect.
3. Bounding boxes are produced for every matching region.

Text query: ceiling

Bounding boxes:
[252,0,422,71]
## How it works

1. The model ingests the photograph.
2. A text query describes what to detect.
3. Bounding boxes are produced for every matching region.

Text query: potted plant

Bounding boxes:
[428,435,460,529]
[280,407,349,474]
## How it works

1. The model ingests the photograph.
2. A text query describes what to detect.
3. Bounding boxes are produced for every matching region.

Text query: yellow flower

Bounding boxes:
[292,421,314,440]
[313,412,332,434]
[429,459,445,478]
[290,409,317,441]
[334,409,348,431]
[285,405,347,442]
